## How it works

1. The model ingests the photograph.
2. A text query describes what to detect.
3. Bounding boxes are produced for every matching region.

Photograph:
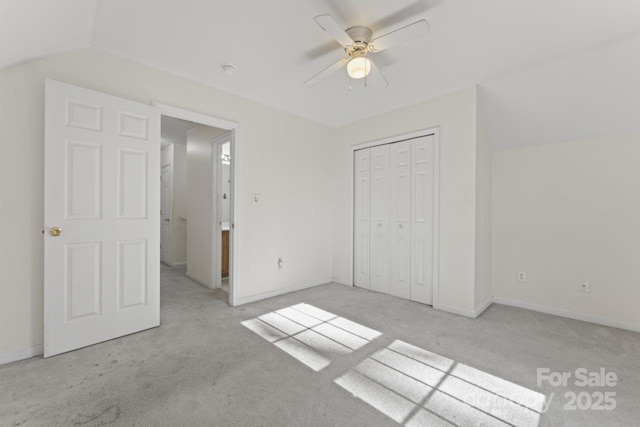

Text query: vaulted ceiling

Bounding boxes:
[2,0,640,148]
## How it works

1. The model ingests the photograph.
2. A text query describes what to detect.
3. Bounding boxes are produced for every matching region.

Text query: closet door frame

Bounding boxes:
[348,127,440,308]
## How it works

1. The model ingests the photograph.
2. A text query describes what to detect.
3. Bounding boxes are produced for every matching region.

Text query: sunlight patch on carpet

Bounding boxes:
[241,303,382,371]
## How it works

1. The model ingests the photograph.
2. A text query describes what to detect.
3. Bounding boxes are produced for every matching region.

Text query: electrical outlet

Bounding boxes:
[518,271,527,282]
[277,257,283,270]
[579,281,591,293]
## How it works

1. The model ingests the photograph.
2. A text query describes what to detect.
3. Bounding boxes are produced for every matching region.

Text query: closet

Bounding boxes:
[354,135,435,304]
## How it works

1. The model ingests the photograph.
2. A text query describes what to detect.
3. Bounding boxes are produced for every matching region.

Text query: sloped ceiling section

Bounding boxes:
[0,0,98,68]
[480,33,640,150]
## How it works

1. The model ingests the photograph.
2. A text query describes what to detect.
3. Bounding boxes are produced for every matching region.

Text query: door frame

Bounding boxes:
[348,127,441,308]
[152,102,239,306]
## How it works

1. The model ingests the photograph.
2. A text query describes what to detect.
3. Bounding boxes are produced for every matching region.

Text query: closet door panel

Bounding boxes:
[389,141,411,299]
[369,145,390,294]
[353,149,371,288]
[410,136,435,304]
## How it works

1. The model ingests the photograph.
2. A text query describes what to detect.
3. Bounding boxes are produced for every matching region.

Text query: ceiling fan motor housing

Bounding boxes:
[346,26,373,58]
[346,26,373,44]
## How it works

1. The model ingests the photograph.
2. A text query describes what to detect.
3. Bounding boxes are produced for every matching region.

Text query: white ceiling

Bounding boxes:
[0,0,97,68]
[3,0,640,147]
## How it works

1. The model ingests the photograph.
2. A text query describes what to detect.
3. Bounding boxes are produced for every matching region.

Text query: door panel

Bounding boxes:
[44,79,160,357]
[389,141,411,299]
[410,136,435,304]
[66,141,102,219]
[369,145,390,294]
[117,239,148,309]
[353,149,370,288]
[65,242,102,320]
[118,149,148,218]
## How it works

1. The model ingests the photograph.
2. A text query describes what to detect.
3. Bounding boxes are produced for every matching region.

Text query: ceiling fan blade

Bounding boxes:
[371,19,430,52]
[314,15,354,48]
[304,58,349,87]
[371,1,438,33]
[366,61,389,88]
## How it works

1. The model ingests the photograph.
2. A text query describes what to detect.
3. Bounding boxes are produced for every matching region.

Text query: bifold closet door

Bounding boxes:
[369,144,391,294]
[353,137,435,304]
[353,149,371,288]
[410,136,435,304]
[389,141,411,299]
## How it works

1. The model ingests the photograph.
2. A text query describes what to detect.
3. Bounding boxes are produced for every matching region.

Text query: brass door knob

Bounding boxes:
[49,227,62,237]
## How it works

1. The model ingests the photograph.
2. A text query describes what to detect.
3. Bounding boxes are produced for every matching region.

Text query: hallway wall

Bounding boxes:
[186,125,226,287]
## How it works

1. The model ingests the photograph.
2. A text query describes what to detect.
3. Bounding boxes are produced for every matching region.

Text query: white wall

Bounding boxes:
[160,142,188,266]
[0,48,334,358]
[172,143,187,264]
[160,144,175,265]
[186,125,226,287]
[332,86,486,316]
[474,107,493,312]
[492,132,640,330]
[161,144,173,167]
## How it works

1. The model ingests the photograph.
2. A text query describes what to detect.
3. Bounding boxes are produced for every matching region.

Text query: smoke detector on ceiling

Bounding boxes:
[221,63,238,75]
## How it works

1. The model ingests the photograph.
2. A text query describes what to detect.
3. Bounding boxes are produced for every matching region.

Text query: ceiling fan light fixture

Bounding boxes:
[347,57,372,79]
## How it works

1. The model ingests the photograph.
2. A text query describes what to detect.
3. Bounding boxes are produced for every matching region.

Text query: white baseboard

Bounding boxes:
[493,296,640,333]
[171,262,186,268]
[331,277,351,286]
[235,278,332,306]
[0,345,43,366]
[435,303,478,318]
[473,299,494,318]
[185,272,213,289]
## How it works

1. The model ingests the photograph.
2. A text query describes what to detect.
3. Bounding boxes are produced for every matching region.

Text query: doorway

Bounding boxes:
[216,139,232,293]
[156,102,238,305]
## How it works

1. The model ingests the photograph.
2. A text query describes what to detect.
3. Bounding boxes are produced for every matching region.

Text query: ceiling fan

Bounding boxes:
[304,14,430,88]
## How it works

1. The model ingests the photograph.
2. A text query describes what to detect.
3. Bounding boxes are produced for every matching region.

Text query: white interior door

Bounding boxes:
[369,144,390,294]
[410,136,435,304]
[389,141,411,299]
[44,79,160,357]
[353,149,371,289]
[161,164,172,264]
